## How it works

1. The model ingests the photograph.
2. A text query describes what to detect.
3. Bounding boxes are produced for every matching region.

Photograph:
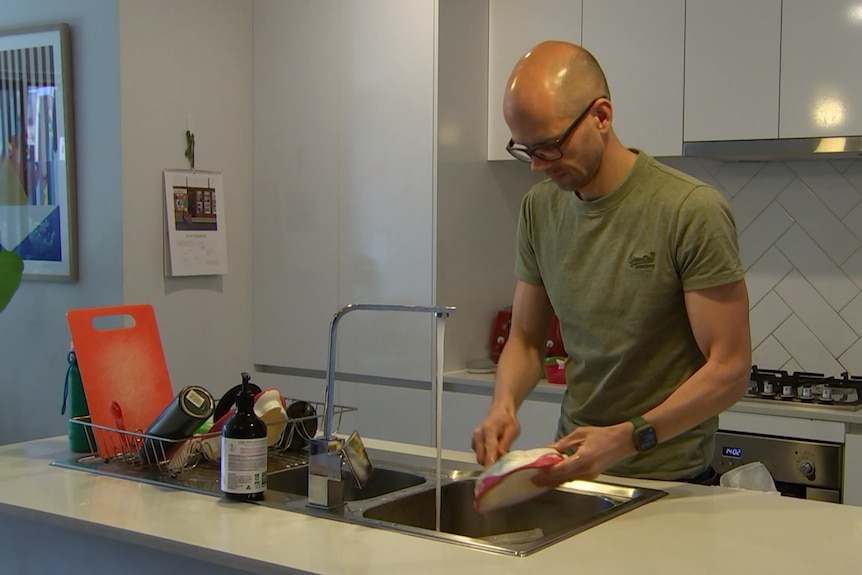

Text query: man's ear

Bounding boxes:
[594,98,613,129]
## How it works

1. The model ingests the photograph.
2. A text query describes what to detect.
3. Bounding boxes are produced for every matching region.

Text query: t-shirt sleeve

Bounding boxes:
[514,190,544,286]
[674,186,745,291]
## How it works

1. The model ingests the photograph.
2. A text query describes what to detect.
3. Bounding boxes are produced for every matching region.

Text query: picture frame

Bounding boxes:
[0,24,77,281]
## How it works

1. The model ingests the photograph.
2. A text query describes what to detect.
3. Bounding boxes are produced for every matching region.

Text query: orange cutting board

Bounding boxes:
[66,304,175,458]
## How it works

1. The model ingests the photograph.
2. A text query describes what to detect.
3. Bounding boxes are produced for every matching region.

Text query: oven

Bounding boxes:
[712,430,843,502]
[712,366,862,503]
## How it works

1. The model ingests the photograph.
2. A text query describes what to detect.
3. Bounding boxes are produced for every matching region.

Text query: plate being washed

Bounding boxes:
[473,447,565,513]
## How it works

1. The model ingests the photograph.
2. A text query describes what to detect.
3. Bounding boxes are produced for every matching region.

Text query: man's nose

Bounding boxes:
[530,156,551,173]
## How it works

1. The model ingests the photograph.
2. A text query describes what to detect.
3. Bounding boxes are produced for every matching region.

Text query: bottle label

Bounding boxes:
[220,437,268,494]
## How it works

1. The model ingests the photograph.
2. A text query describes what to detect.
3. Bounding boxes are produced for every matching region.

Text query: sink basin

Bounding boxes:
[361,477,667,556]
[267,465,426,501]
[52,449,666,556]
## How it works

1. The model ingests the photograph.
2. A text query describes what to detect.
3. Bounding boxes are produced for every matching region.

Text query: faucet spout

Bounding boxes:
[322,304,456,438]
[307,303,455,510]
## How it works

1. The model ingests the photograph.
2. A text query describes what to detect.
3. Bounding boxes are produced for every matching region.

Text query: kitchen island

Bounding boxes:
[1,436,861,575]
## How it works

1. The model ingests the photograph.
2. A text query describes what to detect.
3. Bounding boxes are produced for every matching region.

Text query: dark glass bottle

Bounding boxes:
[220,372,268,501]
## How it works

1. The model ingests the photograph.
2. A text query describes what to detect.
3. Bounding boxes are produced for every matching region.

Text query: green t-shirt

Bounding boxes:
[515,151,745,480]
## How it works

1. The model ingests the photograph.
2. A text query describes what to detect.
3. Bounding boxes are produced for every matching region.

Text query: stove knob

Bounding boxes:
[822,387,833,401]
[798,460,815,479]
[801,386,812,399]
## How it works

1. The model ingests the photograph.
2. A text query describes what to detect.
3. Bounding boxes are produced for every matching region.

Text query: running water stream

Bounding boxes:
[433,315,446,532]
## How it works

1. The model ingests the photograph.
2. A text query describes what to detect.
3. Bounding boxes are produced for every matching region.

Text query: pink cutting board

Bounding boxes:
[66,304,175,458]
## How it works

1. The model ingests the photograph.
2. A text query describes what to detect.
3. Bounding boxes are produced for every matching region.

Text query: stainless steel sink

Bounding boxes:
[52,449,666,557]
[360,477,666,555]
[365,478,612,537]
[267,465,426,501]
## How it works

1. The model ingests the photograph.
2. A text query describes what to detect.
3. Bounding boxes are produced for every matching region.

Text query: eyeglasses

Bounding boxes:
[506,97,606,163]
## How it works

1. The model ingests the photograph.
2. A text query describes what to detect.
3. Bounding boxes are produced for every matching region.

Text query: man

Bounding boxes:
[472,41,751,484]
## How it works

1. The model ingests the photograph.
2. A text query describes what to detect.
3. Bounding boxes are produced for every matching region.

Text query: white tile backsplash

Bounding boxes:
[749,292,791,349]
[840,292,862,336]
[730,162,795,231]
[773,315,845,374]
[829,159,856,174]
[738,202,793,269]
[752,335,791,369]
[673,157,862,376]
[842,161,862,195]
[778,180,860,264]
[841,201,862,243]
[775,225,859,310]
[774,271,857,356]
[786,160,862,217]
[714,161,765,198]
[744,245,793,307]
[838,339,862,375]
[842,248,862,291]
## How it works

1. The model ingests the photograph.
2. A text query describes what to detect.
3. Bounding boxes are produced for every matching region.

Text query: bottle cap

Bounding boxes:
[236,372,255,411]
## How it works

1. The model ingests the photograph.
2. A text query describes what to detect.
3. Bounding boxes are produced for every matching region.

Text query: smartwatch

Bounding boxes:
[630,415,658,453]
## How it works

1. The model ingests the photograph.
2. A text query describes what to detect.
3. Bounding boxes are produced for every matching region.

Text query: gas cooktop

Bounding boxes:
[740,366,862,411]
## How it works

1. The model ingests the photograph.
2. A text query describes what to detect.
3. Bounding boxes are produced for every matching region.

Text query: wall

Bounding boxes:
[0,0,254,446]
[119,0,254,401]
[0,0,123,445]
[661,156,862,376]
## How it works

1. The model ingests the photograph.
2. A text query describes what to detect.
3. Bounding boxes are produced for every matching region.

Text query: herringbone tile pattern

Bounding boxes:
[661,157,862,376]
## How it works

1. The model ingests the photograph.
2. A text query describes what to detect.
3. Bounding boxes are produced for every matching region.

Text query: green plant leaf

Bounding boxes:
[0,251,24,313]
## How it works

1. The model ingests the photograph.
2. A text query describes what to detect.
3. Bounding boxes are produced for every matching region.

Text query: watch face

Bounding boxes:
[636,426,658,452]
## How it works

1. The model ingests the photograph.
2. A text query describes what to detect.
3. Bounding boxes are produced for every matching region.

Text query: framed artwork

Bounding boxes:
[0,24,77,281]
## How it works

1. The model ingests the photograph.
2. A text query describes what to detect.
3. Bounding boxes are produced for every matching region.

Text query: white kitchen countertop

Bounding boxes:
[444,369,862,425]
[2,436,861,574]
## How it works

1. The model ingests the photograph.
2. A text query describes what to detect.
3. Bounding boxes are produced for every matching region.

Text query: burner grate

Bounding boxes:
[742,366,862,410]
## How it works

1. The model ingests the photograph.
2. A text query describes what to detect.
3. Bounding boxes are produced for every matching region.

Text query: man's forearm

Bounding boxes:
[490,336,545,413]
[643,357,750,444]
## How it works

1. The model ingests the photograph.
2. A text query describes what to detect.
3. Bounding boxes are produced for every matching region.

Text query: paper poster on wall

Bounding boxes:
[163,169,227,276]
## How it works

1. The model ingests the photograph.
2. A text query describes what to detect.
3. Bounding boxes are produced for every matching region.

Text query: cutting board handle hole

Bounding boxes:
[91,315,137,330]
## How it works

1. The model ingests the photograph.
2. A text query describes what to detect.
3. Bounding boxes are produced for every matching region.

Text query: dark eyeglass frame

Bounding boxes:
[506,96,607,163]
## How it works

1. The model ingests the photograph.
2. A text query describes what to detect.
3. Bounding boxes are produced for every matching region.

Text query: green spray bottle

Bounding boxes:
[61,345,94,453]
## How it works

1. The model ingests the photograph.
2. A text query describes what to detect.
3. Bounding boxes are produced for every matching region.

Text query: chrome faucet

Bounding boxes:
[307,303,456,509]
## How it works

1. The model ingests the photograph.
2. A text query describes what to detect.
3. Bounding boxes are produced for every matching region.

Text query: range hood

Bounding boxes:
[683,136,862,161]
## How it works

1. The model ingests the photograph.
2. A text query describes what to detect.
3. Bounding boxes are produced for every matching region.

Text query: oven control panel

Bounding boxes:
[713,431,843,490]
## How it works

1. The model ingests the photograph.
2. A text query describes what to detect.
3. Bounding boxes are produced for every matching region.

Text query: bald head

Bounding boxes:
[504,41,609,122]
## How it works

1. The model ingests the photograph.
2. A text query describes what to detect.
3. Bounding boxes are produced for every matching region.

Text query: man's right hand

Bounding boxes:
[471,408,521,466]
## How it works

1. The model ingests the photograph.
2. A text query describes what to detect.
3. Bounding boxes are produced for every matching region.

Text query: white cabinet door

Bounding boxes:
[780,1,862,138]
[443,389,561,452]
[252,0,340,371]
[683,0,781,142]
[335,0,436,381]
[253,1,437,380]
[486,0,583,161]
[582,0,685,156]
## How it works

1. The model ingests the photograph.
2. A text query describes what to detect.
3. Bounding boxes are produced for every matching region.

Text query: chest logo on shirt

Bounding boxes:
[628,251,655,270]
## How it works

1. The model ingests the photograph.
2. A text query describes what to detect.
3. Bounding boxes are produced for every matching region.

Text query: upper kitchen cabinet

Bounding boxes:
[581,0,686,156]
[486,0,583,161]
[683,0,781,142]
[780,0,862,138]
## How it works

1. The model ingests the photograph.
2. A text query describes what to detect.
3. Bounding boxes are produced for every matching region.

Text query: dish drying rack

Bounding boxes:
[68,399,356,477]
